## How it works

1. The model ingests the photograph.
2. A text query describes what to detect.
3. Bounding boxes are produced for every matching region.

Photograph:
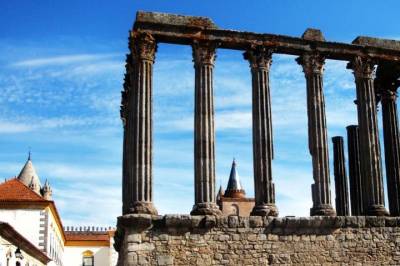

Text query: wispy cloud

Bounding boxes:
[11,53,119,67]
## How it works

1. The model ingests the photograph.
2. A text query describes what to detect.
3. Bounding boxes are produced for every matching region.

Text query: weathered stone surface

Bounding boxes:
[244,47,278,217]
[353,36,400,51]
[117,215,400,265]
[297,51,335,216]
[191,42,221,216]
[347,56,388,216]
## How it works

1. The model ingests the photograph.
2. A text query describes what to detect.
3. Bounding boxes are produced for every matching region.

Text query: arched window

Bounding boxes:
[82,250,94,266]
[230,204,239,216]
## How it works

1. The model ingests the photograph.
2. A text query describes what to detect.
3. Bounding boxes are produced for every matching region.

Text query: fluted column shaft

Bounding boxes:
[346,125,364,215]
[347,56,388,216]
[296,53,335,216]
[332,136,350,216]
[244,47,278,217]
[381,87,400,216]
[122,32,157,215]
[191,41,221,215]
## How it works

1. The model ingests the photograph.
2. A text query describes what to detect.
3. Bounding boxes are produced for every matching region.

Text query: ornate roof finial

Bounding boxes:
[28,147,31,161]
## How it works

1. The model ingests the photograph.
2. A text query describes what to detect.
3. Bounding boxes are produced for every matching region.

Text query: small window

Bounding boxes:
[82,250,94,266]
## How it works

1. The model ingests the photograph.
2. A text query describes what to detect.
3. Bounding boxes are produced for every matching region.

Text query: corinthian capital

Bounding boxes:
[296,52,325,75]
[243,46,273,70]
[192,41,217,66]
[130,31,157,62]
[347,56,376,79]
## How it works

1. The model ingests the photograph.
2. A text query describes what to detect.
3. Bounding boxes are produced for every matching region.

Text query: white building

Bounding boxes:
[0,156,118,266]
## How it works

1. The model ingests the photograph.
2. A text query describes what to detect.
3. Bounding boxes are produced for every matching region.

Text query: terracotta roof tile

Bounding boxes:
[65,232,110,241]
[0,178,47,202]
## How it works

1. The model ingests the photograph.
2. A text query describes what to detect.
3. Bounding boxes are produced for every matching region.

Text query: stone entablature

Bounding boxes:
[115,214,400,265]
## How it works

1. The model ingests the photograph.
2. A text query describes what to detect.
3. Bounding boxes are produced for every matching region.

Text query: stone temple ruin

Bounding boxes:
[115,11,400,265]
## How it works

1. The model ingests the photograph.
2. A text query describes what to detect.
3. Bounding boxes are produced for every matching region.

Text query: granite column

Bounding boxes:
[122,32,157,215]
[347,56,388,216]
[191,41,221,215]
[244,47,278,216]
[297,52,335,216]
[380,84,400,216]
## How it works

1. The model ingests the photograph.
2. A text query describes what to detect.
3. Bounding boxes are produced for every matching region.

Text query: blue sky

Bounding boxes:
[0,0,399,226]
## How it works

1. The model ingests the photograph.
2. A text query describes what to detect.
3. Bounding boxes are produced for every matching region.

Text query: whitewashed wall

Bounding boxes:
[0,209,42,247]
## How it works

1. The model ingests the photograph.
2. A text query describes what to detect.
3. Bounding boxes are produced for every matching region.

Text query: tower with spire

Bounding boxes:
[217,159,255,216]
[17,151,52,199]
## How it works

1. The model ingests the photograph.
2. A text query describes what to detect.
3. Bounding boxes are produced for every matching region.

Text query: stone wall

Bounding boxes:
[115,215,400,265]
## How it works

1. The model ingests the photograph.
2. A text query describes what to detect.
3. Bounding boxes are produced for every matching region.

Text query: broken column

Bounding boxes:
[191,41,221,215]
[347,56,388,216]
[121,32,157,215]
[296,29,335,216]
[332,136,350,216]
[346,125,364,215]
[244,46,278,216]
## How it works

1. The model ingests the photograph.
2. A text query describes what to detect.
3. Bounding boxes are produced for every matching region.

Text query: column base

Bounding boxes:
[191,203,222,216]
[127,202,158,215]
[310,204,336,216]
[250,204,278,217]
[365,204,389,216]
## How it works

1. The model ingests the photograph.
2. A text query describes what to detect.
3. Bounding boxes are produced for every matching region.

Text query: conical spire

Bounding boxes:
[224,159,246,198]
[18,152,42,195]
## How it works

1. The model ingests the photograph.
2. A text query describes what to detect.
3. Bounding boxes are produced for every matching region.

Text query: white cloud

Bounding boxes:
[11,53,119,67]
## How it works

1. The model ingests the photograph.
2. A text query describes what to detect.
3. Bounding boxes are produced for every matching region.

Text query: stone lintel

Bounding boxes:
[116,214,400,233]
[353,36,400,51]
[132,11,400,61]
[135,11,218,29]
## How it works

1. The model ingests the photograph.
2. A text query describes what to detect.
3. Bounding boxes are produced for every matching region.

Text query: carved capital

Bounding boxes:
[296,52,325,75]
[130,31,157,62]
[192,41,217,66]
[347,56,376,79]
[243,46,273,70]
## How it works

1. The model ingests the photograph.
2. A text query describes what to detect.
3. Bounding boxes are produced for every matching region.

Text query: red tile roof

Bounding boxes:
[0,178,47,202]
[0,178,67,243]
[65,232,110,241]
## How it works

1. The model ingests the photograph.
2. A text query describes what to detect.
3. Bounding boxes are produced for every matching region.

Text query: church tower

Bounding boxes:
[217,159,255,216]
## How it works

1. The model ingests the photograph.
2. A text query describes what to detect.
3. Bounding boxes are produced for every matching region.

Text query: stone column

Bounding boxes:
[122,32,157,215]
[346,125,364,215]
[243,46,278,216]
[191,41,221,215]
[332,136,350,216]
[347,56,388,216]
[380,85,400,216]
[296,52,335,216]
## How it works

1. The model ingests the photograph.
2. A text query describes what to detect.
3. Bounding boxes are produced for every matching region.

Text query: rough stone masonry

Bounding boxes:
[115,215,400,265]
[117,11,400,265]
